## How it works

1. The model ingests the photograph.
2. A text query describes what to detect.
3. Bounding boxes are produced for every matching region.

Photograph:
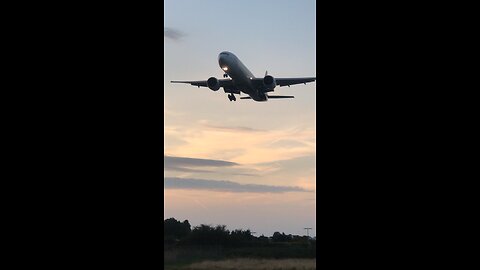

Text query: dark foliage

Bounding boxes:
[227,229,256,247]
[164,219,316,266]
[164,217,191,241]
[164,218,315,250]
[272,232,292,242]
[184,224,230,246]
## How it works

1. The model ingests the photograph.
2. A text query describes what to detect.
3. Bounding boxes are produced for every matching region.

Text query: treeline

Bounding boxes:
[164,217,315,247]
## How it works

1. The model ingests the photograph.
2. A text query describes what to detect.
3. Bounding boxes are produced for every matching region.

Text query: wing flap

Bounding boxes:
[250,77,316,89]
[275,77,316,87]
[240,95,294,100]
[267,95,295,99]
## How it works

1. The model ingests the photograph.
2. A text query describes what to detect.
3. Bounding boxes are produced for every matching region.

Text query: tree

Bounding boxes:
[258,234,269,243]
[228,229,254,246]
[271,232,292,242]
[186,224,229,246]
[164,218,191,240]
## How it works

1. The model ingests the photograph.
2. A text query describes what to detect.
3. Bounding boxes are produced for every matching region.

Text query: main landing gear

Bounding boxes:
[228,94,236,101]
[223,73,229,78]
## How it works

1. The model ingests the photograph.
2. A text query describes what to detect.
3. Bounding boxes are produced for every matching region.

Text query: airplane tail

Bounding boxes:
[265,70,268,76]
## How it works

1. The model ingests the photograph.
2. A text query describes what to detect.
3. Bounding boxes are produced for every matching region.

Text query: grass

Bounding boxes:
[181,258,316,270]
[164,244,316,269]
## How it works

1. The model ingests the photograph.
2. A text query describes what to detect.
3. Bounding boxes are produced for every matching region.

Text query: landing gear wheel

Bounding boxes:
[228,94,236,101]
[223,73,228,78]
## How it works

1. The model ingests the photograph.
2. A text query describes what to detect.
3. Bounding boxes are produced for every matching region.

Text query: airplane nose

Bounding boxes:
[218,54,227,67]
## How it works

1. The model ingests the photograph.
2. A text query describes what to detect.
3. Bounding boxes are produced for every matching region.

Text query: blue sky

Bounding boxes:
[164,0,316,237]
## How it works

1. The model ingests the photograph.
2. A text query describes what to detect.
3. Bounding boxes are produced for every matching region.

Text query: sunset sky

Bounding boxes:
[164,0,316,237]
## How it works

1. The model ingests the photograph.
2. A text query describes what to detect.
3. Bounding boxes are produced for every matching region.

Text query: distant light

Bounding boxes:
[222,67,228,71]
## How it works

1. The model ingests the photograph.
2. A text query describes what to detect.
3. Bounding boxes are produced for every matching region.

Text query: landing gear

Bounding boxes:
[228,94,236,101]
[223,73,228,78]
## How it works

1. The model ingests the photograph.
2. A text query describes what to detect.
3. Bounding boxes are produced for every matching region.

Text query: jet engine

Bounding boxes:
[263,75,276,90]
[207,77,220,91]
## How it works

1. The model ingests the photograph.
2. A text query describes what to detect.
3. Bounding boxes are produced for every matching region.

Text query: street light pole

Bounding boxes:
[304,227,312,238]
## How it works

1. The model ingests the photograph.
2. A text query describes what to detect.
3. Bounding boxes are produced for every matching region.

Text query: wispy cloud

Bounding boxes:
[165,155,238,168]
[203,124,265,133]
[164,27,184,40]
[165,155,238,173]
[164,177,312,193]
[165,123,315,164]
[164,155,261,176]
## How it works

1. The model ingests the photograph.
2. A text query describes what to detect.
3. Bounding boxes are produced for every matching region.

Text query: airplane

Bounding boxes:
[171,51,316,102]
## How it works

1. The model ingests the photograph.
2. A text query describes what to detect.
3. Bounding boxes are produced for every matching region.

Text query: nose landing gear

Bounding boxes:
[223,73,229,78]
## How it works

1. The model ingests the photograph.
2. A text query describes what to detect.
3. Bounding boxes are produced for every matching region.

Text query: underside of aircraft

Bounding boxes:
[171,51,316,102]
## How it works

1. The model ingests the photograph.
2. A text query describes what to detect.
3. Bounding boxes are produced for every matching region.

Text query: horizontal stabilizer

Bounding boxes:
[267,95,295,99]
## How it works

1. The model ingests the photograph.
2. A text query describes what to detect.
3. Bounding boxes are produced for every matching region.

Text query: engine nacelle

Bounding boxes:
[263,75,276,90]
[207,77,220,91]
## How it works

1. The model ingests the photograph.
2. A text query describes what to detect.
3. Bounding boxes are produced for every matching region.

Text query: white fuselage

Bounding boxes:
[218,51,265,101]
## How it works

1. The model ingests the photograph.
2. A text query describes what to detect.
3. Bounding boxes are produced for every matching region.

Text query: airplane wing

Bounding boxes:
[240,95,294,99]
[274,77,316,87]
[170,79,234,88]
[171,77,315,88]
[250,77,316,89]
[267,95,295,98]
